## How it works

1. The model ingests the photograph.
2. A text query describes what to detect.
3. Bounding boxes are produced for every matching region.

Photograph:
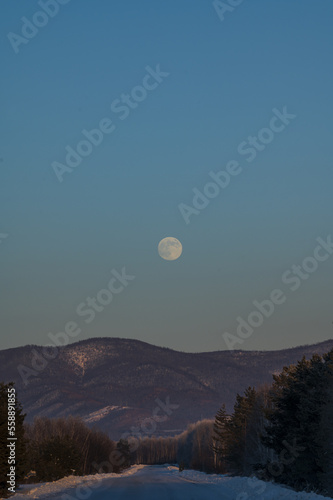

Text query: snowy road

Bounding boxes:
[8,464,331,499]
[84,465,236,499]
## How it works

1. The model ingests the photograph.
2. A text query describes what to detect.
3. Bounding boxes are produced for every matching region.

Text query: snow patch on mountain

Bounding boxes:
[61,342,120,374]
[83,405,132,423]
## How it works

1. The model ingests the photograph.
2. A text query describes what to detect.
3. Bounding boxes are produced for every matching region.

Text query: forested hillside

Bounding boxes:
[0,338,332,439]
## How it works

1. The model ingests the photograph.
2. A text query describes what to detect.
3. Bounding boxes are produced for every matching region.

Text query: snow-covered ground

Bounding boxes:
[5,464,332,500]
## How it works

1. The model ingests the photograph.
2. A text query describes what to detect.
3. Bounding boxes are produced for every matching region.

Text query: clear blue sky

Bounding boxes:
[1,0,332,352]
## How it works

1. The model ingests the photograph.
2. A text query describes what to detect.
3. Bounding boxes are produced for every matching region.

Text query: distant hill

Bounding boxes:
[0,337,332,440]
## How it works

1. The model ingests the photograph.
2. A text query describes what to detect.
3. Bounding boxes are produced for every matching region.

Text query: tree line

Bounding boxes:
[213,348,333,495]
[0,390,131,498]
[131,348,333,496]
[1,348,332,497]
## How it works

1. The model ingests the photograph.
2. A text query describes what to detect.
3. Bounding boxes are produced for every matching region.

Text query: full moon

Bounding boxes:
[158,237,183,261]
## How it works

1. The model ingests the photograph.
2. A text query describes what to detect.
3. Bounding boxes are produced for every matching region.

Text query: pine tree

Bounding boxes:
[263,353,332,491]
[212,404,229,472]
[213,387,260,474]
[242,385,274,474]
[314,349,333,496]
[227,387,257,473]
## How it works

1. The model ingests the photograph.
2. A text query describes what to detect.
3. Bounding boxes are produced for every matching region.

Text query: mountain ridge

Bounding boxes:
[0,337,332,439]
[3,335,333,354]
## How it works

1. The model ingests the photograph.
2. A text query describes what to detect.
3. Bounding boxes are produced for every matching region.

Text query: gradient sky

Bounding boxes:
[1,0,332,353]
